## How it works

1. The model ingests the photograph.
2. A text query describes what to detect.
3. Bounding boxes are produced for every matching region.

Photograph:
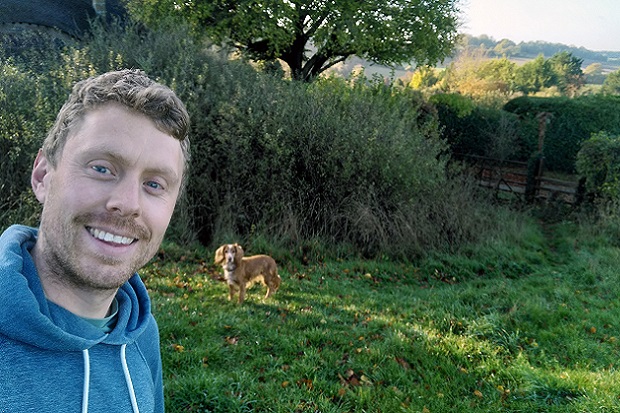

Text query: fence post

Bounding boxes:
[526,153,543,203]
[524,112,552,203]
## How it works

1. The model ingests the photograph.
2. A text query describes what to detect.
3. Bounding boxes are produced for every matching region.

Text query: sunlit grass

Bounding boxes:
[144,221,620,412]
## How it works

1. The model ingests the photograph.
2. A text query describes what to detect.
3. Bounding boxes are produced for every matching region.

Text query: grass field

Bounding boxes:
[145,220,620,412]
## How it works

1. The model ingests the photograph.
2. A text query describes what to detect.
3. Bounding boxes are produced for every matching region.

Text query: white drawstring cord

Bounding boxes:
[121,344,140,413]
[81,349,90,413]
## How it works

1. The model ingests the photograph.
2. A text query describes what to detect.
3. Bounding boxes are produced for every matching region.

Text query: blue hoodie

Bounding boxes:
[0,225,164,413]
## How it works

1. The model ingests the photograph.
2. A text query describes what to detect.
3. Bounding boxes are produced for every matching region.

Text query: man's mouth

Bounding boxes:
[87,227,137,245]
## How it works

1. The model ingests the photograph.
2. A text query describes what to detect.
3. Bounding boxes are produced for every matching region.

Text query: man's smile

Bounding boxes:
[87,226,137,245]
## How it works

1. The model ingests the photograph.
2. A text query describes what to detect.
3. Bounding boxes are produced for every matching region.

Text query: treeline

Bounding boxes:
[463,34,620,63]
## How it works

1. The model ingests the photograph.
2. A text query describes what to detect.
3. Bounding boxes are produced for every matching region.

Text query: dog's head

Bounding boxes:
[214,243,244,269]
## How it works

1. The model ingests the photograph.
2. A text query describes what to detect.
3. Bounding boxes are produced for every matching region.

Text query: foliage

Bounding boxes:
[408,65,439,89]
[430,93,522,160]
[601,68,620,95]
[148,218,620,412]
[435,50,584,103]
[0,29,82,228]
[125,0,462,82]
[513,55,556,95]
[185,67,464,257]
[462,34,620,64]
[583,63,606,85]
[440,50,516,102]
[429,93,475,118]
[504,95,620,172]
[0,18,501,259]
[547,51,584,97]
[576,132,620,202]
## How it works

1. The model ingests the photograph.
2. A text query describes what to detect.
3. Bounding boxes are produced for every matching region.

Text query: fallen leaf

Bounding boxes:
[395,357,411,369]
[225,336,239,345]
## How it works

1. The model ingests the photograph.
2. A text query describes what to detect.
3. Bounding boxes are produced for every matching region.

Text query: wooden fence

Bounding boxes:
[458,154,584,204]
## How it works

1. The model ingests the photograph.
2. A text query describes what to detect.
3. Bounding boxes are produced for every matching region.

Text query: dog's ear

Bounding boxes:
[234,243,244,261]
[214,245,225,265]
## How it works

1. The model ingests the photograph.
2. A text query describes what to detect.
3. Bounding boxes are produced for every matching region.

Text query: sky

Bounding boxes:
[460,0,620,52]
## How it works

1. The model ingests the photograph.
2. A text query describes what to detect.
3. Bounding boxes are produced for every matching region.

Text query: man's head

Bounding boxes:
[42,69,191,193]
[30,70,191,301]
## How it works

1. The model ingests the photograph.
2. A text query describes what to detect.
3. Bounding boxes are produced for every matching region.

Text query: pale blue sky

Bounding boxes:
[460,0,620,51]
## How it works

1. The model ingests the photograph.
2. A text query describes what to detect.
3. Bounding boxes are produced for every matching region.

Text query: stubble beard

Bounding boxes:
[39,210,158,292]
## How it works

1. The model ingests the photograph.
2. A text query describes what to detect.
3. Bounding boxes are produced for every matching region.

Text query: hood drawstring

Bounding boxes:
[81,345,140,413]
[121,343,141,413]
[82,350,90,413]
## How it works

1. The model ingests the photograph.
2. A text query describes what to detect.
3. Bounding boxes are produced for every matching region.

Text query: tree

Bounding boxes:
[409,65,439,89]
[127,0,461,82]
[601,69,620,95]
[492,38,516,57]
[514,54,555,94]
[547,51,583,96]
[583,63,605,85]
[440,49,516,100]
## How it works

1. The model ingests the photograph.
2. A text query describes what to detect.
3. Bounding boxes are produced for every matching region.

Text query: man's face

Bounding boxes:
[32,103,184,291]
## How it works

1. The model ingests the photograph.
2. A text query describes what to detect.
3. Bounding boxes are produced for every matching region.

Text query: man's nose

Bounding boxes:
[106,178,142,217]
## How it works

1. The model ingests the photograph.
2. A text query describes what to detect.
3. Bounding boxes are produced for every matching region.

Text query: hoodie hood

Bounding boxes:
[0,224,152,351]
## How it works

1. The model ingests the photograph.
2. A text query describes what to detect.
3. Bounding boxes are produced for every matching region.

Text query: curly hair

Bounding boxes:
[42,69,190,191]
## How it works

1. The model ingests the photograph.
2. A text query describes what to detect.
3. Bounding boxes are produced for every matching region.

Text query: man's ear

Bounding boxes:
[31,150,51,204]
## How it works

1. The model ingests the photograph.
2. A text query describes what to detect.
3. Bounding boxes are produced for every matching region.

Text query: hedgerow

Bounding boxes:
[504,95,620,172]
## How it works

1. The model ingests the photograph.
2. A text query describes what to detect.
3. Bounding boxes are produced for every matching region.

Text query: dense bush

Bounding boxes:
[430,93,522,160]
[0,40,73,228]
[576,132,620,201]
[504,95,620,173]
[1,19,508,258]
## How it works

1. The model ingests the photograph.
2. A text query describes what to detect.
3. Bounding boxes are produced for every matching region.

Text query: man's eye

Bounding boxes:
[145,181,164,190]
[92,165,111,174]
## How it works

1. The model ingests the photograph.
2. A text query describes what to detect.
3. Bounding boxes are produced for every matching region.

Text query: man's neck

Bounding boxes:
[40,277,118,319]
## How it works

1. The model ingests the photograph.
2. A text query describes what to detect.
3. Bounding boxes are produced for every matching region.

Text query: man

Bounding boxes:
[0,69,190,412]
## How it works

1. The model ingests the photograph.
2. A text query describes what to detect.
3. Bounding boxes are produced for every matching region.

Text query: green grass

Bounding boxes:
[144,220,620,412]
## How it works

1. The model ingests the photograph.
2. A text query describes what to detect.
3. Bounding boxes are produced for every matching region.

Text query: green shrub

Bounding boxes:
[0,62,57,229]
[576,132,620,201]
[430,93,522,160]
[504,95,620,172]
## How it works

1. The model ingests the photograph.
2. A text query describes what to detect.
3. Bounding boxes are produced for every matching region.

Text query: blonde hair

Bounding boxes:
[42,69,190,189]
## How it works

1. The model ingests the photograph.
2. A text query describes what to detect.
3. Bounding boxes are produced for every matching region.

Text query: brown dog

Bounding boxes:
[214,243,281,303]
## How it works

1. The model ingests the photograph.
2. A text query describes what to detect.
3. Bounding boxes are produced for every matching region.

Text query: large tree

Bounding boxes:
[128,0,462,81]
[547,51,583,97]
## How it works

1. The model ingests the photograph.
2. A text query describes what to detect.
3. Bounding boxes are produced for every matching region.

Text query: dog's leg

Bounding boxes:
[264,271,281,299]
[238,283,246,304]
[228,284,235,302]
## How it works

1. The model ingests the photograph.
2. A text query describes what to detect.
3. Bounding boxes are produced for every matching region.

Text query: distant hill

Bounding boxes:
[462,34,620,71]
[330,34,620,81]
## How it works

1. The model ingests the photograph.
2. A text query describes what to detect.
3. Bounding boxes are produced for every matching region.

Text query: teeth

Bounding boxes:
[89,228,135,245]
